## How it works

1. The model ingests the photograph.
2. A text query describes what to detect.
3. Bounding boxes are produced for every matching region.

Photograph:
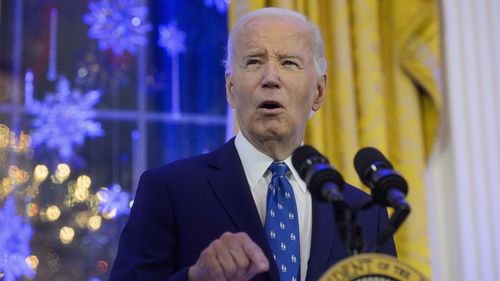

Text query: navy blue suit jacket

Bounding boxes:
[109,139,396,281]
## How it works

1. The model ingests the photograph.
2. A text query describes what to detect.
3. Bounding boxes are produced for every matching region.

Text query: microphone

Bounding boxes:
[293,145,357,252]
[353,147,411,250]
[292,145,344,203]
[353,147,409,209]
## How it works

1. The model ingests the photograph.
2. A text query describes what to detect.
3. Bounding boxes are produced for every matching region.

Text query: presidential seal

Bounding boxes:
[319,253,429,281]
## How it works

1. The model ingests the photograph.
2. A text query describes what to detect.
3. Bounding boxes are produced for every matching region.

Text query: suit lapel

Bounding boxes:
[206,139,280,281]
[305,200,337,281]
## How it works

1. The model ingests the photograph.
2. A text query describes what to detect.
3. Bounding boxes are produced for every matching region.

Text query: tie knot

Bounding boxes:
[269,162,289,177]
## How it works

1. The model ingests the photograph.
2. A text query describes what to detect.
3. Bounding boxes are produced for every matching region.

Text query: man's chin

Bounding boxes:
[252,127,290,141]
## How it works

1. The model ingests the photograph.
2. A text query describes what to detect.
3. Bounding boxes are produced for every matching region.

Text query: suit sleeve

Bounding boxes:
[109,169,189,281]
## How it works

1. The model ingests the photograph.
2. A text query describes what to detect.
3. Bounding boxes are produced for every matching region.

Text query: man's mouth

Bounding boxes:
[258,100,283,110]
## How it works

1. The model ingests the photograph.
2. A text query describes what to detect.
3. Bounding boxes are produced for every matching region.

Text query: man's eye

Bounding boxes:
[282,60,299,67]
[246,59,261,65]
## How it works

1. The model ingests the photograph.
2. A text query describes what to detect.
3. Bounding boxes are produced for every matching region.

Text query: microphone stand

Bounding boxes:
[332,200,365,255]
[372,202,410,252]
[344,198,372,255]
[337,196,410,255]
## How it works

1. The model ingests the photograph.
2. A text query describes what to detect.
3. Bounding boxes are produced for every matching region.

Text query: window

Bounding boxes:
[0,1,229,280]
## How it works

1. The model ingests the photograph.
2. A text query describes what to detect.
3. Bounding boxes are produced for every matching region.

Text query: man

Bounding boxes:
[110,7,396,281]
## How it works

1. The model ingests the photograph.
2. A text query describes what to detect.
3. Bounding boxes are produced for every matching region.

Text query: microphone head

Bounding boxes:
[292,145,344,201]
[353,147,408,206]
[292,145,323,179]
[353,147,392,179]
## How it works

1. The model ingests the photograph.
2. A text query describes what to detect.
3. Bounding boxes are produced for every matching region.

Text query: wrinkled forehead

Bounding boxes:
[233,16,315,57]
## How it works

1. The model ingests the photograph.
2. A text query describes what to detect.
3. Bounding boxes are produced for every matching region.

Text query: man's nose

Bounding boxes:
[261,62,281,89]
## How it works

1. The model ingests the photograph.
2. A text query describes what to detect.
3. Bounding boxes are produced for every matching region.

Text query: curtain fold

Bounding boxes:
[229,0,442,277]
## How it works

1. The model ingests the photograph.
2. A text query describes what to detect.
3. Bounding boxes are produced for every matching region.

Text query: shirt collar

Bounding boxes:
[234,132,307,194]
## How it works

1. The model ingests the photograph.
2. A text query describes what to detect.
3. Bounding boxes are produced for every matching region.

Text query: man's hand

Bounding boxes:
[188,232,270,281]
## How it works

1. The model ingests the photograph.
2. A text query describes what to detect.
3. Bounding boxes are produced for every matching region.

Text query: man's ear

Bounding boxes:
[312,74,327,111]
[225,73,236,108]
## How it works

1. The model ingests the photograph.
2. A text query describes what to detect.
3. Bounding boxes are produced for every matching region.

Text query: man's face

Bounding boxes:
[226,16,326,145]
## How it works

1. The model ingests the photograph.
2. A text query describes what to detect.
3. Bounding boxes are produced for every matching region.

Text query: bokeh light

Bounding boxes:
[96,184,130,219]
[101,208,117,220]
[75,211,92,229]
[87,215,102,231]
[46,205,61,221]
[0,124,9,148]
[26,255,39,271]
[59,226,75,244]
[8,165,29,185]
[26,203,39,217]
[25,184,40,198]
[0,178,10,199]
[52,163,71,184]
[73,185,89,202]
[96,187,116,219]
[33,164,49,182]
[77,175,91,189]
[16,131,32,152]
[96,260,108,274]
[0,124,32,153]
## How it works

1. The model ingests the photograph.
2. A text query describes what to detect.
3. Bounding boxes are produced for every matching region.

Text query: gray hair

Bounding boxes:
[224,7,327,75]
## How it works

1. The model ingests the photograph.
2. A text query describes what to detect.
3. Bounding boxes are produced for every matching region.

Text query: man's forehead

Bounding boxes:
[233,17,313,54]
[237,30,307,46]
[237,16,309,38]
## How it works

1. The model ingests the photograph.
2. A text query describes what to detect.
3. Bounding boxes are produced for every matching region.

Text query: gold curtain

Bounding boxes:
[230,0,442,277]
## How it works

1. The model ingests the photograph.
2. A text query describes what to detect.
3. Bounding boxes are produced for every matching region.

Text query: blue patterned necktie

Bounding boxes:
[265,162,300,281]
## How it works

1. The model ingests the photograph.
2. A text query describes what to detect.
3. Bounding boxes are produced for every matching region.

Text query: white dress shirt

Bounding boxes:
[234,133,312,281]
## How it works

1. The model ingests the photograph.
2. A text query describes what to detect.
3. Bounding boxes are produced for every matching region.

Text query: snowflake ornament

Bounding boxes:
[0,197,34,281]
[97,184,130,219]
[158,21,187,57]
[28,77,104,160]
[83,0,152,55]
[204,0,230,13]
